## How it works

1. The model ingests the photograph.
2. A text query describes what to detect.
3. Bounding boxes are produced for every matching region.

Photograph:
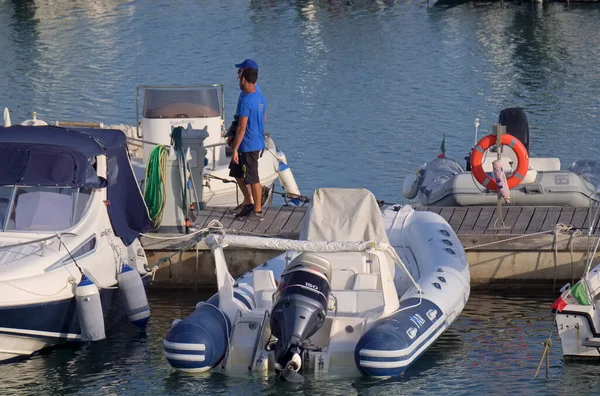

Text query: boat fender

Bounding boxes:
[118,263,151,329]
[75,274,106,342]
[470,133,529,191]
[492,160,510,202]
[164,303,230,371]
[402,170,423,199]
[277,160,301,196]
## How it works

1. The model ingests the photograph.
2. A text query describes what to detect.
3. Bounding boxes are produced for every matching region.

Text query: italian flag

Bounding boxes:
[551,281,590,313]
[437,135,446,158]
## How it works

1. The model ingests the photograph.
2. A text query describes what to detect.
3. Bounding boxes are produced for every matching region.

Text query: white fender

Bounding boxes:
[75,275,106,341]
[278,161,301,196]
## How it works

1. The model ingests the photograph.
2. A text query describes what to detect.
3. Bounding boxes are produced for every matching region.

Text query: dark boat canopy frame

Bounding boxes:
[0,125,151,245]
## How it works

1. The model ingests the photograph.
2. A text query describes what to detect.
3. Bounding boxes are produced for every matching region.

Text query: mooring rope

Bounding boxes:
[534,314,556,379]
[463,223,577,251]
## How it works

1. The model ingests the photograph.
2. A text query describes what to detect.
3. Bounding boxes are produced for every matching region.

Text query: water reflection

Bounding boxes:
[0,289,578,395]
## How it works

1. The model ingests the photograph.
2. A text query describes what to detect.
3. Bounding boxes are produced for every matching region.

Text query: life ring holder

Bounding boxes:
[470,133,529,191]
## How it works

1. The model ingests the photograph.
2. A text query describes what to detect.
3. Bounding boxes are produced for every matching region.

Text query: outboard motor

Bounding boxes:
[269,253,331,382]
[499,107,530,153]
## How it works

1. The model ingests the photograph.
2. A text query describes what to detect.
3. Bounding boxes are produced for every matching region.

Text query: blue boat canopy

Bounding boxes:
[0,125,152,245]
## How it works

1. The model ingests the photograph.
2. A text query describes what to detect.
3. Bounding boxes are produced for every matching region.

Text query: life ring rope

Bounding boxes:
[470,133,529,191]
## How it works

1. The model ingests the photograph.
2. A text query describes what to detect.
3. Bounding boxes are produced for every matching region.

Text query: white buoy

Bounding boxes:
[277,161,300,196]
[20,111,48,126]
[117,263,151,329]
[402,173,421,199]
[75,274,106,341]
[3,108,11,127]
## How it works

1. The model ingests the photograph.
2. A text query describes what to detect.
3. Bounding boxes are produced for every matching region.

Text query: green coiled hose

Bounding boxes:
[143,145,169,229]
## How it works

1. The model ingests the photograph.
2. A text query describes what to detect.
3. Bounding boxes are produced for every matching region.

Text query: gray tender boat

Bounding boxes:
[403,108,600,207]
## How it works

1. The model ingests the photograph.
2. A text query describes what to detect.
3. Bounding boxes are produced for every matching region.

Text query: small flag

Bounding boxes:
[550,281,589,313]
[438,134,446,158]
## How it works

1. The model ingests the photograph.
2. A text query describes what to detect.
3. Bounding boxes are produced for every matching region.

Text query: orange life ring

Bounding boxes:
[470,133,529,191]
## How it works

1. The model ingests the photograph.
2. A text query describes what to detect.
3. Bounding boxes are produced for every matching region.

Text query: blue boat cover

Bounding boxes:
[0,125,151,245]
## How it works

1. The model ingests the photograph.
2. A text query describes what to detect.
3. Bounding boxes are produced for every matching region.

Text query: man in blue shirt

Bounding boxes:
[227,59,262,215]
[229,66,267,220]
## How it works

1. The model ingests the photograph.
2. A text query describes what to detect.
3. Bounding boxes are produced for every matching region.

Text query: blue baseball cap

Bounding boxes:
[235,59,258,70]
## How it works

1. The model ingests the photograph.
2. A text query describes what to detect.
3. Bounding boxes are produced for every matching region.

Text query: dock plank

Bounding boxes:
[483,207,506,234]
[472,207,495,233]
[458,207,482,234]
[557,207,576,228]
[253,207,281,235]
[571,207,590,232]
[511,207,534,234]
[439,207,455,224]
[204,207,228,228]
[495,206,521,234]
[448,207,468,232]
[267,206,296,235]
[193,207,215,228]
[428,206,443,215]
[280,207,307,237]
[540,207,562,233]
[525,207,549,234]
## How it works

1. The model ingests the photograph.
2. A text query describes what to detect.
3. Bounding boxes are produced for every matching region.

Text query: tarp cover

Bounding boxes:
[0,125,151,245]
[299,188,389,244]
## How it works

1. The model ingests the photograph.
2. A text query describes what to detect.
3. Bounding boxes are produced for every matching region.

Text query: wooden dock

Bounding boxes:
[142,205,599,289]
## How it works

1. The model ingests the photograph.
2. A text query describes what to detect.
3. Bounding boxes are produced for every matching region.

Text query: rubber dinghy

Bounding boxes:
[163,188,470,380]
[403,108,600,207]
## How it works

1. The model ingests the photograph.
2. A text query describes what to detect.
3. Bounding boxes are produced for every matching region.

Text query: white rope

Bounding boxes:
[464,223,576,251]
[140,220,225,240]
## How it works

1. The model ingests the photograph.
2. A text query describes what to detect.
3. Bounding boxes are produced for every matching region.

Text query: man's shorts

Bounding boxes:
[229,150,260,184]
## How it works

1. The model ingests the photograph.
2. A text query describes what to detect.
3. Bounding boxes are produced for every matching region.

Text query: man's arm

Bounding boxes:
[233,116,248,152]
[232,116,248,164]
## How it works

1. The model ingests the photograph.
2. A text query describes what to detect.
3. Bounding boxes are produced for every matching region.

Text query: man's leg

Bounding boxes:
[251,182,263,213]
[235,178,253,205]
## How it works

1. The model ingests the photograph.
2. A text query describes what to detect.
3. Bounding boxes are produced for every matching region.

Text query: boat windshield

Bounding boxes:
[0,186,93,232]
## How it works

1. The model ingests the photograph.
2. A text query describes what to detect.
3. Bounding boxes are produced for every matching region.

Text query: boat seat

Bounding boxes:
[482,154,561,173]
[353,273,379,290]
[330,290,384,315]
[331,268,356,290]
[252,269,277,309]
[529,157,561,171]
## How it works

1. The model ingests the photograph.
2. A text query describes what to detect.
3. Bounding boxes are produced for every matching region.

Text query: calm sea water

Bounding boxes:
[0,289,595,396]
[2,0,600,394]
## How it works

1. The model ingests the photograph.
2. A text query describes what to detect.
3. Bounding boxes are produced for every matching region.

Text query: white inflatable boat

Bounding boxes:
[403,108,600,207]
[163,188,470,380]
[0,124,152,362]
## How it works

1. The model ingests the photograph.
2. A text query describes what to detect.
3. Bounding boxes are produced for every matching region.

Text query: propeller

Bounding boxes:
[280,367,305,383]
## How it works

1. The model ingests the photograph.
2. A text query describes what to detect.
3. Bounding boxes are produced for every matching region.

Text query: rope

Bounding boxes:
[464,223,576,251]
[534,314,555,378]
[144,145,169,229]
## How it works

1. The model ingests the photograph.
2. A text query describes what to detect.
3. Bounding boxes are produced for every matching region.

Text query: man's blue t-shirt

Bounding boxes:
[236,85,261,112]
[237,90,266,153]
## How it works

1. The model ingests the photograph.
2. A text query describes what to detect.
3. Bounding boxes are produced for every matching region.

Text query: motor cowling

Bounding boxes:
[499,107,530,153]
[269,253,331,375]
